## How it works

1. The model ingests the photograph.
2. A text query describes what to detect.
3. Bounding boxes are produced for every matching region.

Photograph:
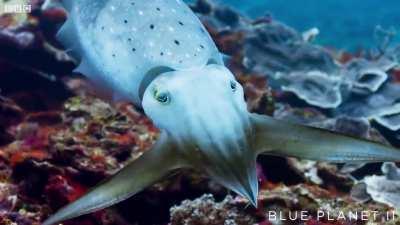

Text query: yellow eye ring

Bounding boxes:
[153,88,171,104]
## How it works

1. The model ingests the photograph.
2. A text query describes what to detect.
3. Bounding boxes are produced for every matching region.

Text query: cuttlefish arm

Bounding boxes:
[250,114,400,163]
[42,131,184,225]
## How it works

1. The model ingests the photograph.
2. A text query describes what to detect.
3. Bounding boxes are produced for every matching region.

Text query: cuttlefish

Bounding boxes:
[43,0,400,224]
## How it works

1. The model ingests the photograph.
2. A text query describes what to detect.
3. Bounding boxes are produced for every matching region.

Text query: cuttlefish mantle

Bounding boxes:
[42,0,400,225]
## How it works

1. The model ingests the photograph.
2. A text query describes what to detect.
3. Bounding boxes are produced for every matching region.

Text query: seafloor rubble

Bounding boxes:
[0,0,400,224]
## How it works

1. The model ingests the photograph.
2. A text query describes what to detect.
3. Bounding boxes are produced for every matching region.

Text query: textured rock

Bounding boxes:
[364,175,400,209]
[170,194,254,225]
[353,163,400,209]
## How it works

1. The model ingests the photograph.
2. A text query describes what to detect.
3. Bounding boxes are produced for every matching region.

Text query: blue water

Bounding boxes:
[192,0,400,51]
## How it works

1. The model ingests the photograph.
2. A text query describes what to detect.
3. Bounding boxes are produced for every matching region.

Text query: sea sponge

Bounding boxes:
[335,83,400,119]
[374,103,400,131]
[344,58,397,94]
[277,71,342,108]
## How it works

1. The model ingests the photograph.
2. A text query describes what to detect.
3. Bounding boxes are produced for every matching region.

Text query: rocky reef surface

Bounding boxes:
[0,0,400,224]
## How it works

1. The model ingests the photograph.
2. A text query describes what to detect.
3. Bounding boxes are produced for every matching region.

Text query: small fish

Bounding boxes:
[43,0,400,224]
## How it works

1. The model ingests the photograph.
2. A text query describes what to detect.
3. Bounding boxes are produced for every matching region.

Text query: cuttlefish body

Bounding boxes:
[43,0,400,224]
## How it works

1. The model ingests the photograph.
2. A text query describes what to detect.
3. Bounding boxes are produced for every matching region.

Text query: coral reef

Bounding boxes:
[0,0,400,224]
[354,163,400,209]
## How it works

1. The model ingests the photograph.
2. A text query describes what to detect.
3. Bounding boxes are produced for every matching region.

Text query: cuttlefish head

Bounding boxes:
[142,64,258,205]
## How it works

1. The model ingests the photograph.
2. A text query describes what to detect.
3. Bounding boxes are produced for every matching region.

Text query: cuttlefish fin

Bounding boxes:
[250,114,400,163]
[42,132,184,225]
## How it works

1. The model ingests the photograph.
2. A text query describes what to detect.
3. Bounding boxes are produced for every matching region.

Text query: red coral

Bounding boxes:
[10,149,49,167]
[391,69,400,83]
[45,175,88,209]
[338,52,355,64]
[40,8,67,24]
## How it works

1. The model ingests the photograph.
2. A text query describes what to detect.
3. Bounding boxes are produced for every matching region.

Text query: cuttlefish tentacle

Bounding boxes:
[42,132,185,225]
[44,112,400,225]
[43,68,400,225]
[251,113,400,163]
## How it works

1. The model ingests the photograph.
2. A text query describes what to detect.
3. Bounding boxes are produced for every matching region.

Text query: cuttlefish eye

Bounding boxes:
[230,80,237,92]
[153,88,171,104]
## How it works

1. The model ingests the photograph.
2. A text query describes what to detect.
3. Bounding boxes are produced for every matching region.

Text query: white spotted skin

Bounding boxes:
[143,65,258,202]
[66,0,221,105]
